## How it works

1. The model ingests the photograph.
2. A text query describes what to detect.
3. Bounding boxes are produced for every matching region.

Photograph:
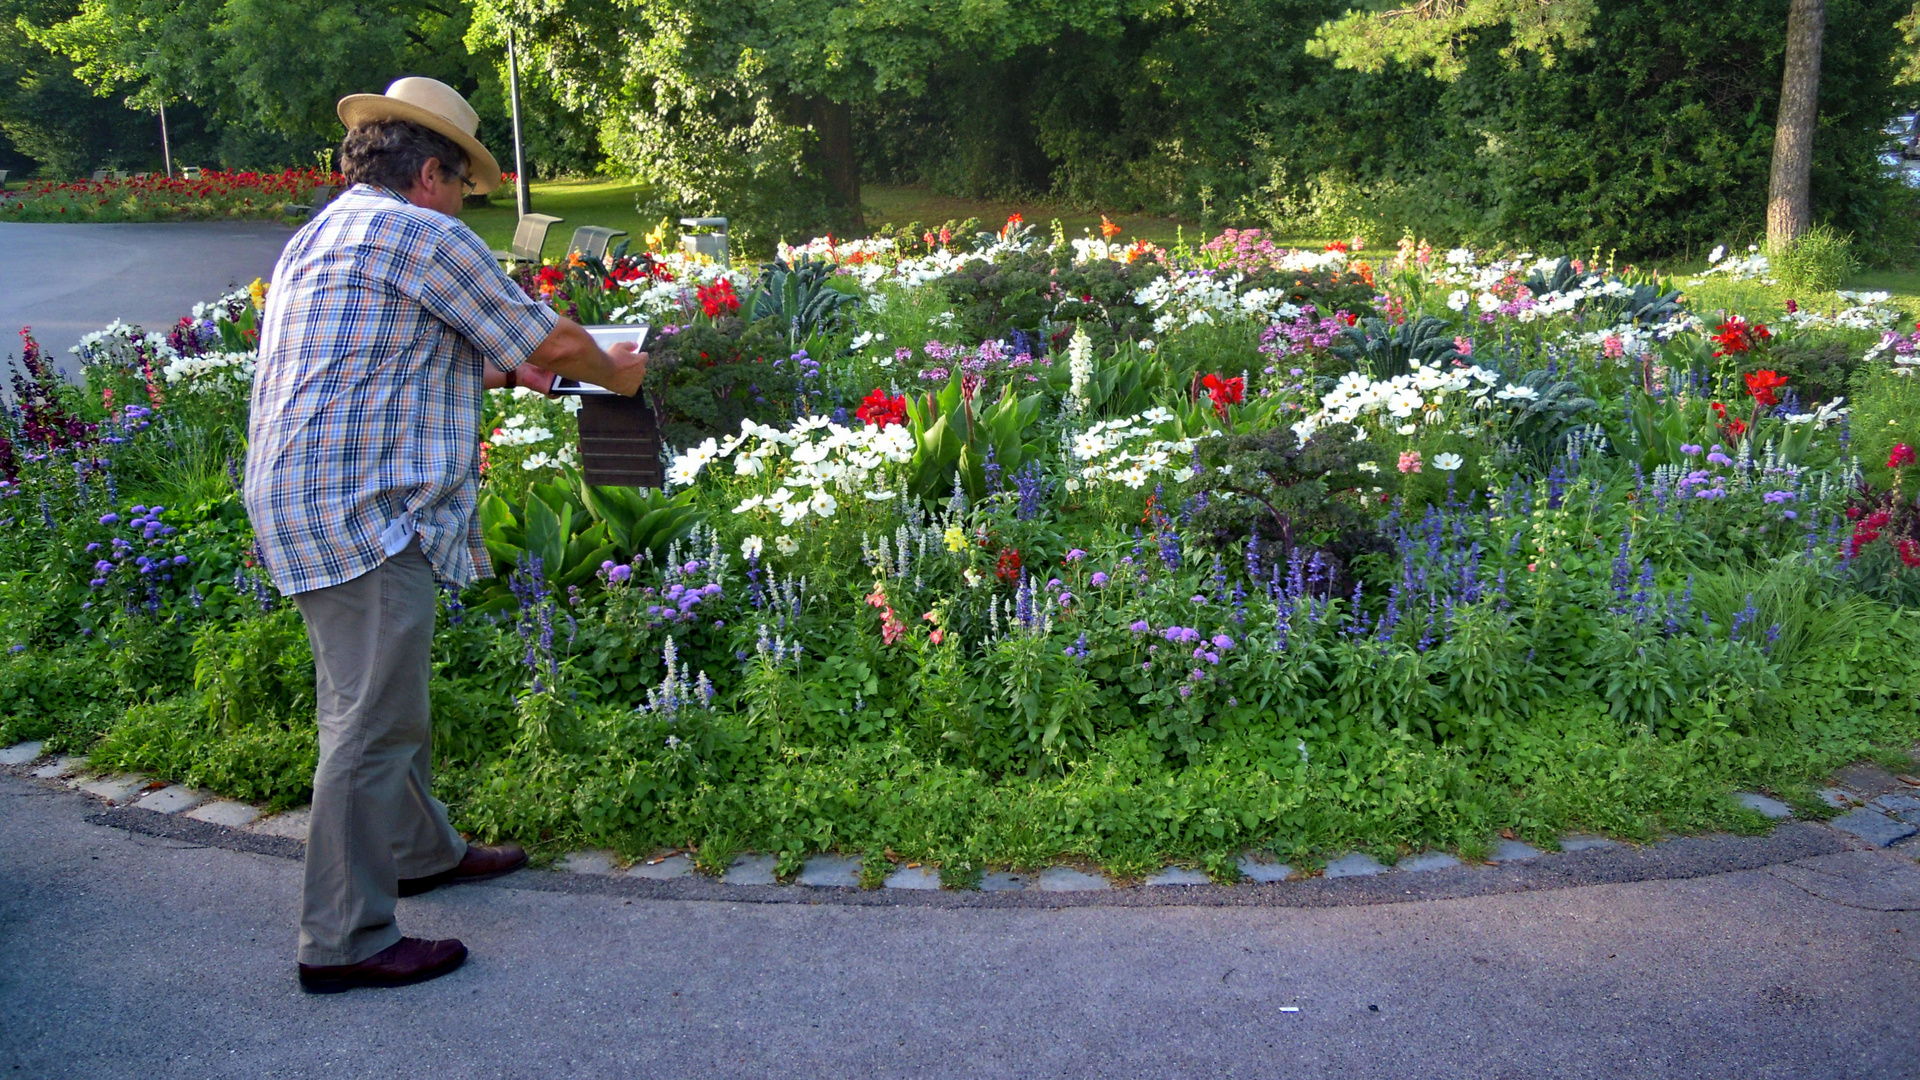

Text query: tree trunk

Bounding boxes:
[785,96,864,233]
[1767,0,1826,247]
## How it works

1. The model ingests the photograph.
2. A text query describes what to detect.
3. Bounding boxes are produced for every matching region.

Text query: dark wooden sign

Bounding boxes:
[575,391,664,490]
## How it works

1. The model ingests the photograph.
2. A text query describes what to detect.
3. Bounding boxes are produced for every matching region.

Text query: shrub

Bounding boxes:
[1768,226,1861,294]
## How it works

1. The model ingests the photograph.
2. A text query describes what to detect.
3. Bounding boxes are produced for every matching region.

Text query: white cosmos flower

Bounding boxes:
[1496,384,1540,402]
[864,490,896,501]
[1433,453,1464,471]
[1396,424,1418,436]
[741,536,765,559]
[733,495,766,514]
[808,489,839,518]
[1446,290,1470,312]
[1386,389,1422,418]
[775,535,799,555]
[1476,292,1500,313]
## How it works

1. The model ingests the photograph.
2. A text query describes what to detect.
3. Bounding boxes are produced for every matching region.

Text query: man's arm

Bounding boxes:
[527,320,648,397]
[483,363,558,393]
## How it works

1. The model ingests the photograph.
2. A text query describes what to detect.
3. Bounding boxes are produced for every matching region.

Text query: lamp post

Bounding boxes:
[506,25,531,216]
[158,102,172,179]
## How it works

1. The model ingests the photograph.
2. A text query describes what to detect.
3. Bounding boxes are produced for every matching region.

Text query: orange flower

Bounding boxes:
[1100,215,1121,239]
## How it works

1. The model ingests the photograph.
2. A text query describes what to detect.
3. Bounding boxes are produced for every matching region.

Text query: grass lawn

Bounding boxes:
[465,177,1920,317]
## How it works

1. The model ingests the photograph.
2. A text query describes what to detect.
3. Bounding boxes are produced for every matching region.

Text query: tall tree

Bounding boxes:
[1768,0,1827,245]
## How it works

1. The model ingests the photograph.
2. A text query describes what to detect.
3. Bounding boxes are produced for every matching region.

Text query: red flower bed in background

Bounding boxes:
[0,168,343,223]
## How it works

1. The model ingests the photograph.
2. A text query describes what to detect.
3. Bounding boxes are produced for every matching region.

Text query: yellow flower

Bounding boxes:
[248,277,268,308]
[943,525,967,553]
[645,217,671,252]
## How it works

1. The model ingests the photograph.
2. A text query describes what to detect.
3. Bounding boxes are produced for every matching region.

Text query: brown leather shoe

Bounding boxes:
[298,937,466,994]
[398,842,528,897]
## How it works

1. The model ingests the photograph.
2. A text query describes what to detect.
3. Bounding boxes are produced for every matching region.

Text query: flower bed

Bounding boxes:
[3,222,1919,880]
[0,169,342,223]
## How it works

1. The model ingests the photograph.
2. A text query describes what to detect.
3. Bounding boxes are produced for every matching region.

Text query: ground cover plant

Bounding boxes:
[0,168,342,222]
[5,221,1920,883]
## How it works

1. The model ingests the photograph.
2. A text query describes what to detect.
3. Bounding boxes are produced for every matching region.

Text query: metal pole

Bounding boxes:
[506,26,531,216]
[158,102,172,178]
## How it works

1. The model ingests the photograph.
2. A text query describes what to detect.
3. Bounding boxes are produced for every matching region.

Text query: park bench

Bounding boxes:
[567,226,628,264]
[90,169,109,182]
[182,166,201,180]
[493,213,564,267]
[285,185,336,223]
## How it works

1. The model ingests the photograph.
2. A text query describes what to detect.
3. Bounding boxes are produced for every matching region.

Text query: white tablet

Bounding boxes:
[552,325,649,395]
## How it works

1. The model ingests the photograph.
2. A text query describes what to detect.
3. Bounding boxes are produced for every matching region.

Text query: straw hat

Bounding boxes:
[337,77,502,194]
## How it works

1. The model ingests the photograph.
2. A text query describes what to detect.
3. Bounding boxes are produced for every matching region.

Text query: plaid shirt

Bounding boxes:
[245,184,558,595]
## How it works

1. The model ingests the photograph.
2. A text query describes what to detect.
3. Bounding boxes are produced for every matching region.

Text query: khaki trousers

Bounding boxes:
[291,542,466,966]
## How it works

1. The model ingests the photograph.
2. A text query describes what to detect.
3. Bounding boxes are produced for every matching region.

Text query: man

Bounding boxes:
[244,77,647,994]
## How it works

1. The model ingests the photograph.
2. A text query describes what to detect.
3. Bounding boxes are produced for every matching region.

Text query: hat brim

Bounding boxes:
[337,94,504,195]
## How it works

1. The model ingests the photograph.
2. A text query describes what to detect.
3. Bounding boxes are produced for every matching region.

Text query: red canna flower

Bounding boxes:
[696,278,740,318]
[1711,316,1770,357]
[1744,369,1789,408]
[1201,373,1245,419]
[855,388,908,429]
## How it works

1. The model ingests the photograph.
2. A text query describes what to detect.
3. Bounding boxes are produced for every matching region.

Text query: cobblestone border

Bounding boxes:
[11,739,1889,910]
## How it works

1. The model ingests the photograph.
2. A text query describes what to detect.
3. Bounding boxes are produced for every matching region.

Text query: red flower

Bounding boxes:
[696,279,740,318]
[1323,240,1350,253]
[1201,373,1245,419]
[1711,316,1770,357]
[1744,369,1789,408]
[995,547,1023,582]
[1889,443,1916,469]
[1724,418,1748,437]
[1900,539,1920,568]
[855,388,908,429]
[1710,401,1727,418]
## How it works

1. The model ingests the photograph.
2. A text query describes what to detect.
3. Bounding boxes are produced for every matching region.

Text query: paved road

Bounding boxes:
[0,222,293,376]
[4,775,1919,1079]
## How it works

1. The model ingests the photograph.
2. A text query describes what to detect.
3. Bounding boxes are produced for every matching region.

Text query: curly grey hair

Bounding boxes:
[339,119,469,192]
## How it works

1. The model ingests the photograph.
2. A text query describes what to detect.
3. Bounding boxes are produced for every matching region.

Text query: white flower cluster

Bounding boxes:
[667,415,917,526]
[1132,271,1303,335]
[607,255,753,324]
[1065,327,1094,416]
[1291,361,1530,443]
[72,320,172,367]
[1687,244,1773,284]
[776,236,896,263]
[159,351,254,390]
[1776,291,1903,332]
[189,286,252,324]
[1070,408,1201,489]
[488,414,555,448]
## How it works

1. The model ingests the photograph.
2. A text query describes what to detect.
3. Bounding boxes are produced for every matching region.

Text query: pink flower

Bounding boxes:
[1889,443,1915,469]
[1398,450,1423,474]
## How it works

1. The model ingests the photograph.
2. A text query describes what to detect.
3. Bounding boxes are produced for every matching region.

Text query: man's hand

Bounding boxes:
[527,320,648,397]
[599,342,648,397]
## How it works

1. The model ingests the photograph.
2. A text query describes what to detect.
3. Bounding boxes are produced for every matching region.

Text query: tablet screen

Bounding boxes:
[552,326,648,395]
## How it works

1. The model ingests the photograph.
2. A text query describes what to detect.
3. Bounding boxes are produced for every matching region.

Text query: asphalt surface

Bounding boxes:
[0,221,293,376]
[6,774,1920,1079]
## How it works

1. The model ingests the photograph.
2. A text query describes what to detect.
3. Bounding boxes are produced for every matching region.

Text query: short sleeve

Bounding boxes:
[410,222,561,372]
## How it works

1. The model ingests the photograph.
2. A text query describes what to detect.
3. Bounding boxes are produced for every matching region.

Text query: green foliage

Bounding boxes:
[905,375,1047,500]
[1308,0,1598,82]
[475,472,702,605]
[1768,226,1862,294]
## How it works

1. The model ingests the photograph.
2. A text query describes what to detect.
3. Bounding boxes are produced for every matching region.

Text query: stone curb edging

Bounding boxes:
[80,798,1850,911]
[11,740,1907,910]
